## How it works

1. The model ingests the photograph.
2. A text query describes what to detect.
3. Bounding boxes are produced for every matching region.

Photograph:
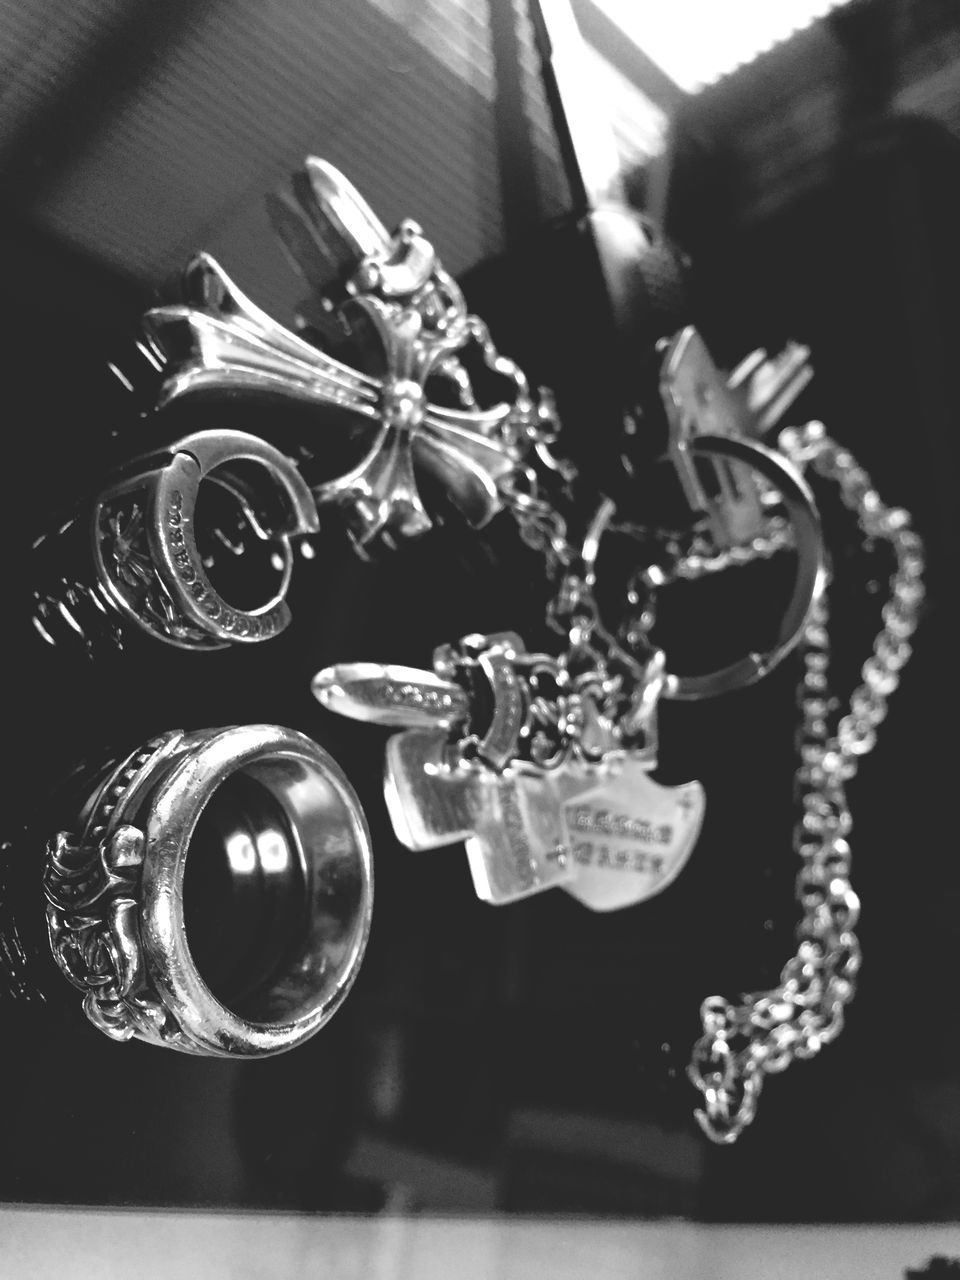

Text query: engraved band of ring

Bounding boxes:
[44,725,373,1056]
[92,429,319,650]
[585,435,826,700]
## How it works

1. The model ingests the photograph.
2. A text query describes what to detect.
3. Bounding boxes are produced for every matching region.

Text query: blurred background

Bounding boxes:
[3,0,959,1223]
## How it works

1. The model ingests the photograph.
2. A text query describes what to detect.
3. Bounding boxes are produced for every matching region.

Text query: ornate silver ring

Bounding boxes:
[44,725,373,1056]
[33,429,318,653]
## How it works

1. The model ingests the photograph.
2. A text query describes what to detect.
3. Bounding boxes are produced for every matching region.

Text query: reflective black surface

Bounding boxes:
[3,0,959,1222]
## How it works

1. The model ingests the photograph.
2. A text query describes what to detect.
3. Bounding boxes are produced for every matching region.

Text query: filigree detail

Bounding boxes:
[143,163,556,549]
[435,632,619,773]
[44,825,179,1043]
[95,495,212,647]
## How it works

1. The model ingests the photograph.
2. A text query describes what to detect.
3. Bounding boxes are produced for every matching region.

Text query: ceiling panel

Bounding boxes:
[0,0,571,322]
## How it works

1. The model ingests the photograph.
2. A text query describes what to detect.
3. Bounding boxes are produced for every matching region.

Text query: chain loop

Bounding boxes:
[500,401,922,1143]
[688,421,924,1143]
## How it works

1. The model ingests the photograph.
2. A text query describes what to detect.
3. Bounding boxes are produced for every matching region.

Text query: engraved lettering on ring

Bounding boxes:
[92,429,318,650]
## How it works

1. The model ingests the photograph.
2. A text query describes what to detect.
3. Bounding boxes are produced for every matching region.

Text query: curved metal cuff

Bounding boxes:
[44,725,373,1056]
[586,435,826,700]
[33,430,318,652]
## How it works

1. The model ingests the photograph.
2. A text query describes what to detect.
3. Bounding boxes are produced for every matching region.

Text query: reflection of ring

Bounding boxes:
[44,725,373,1056]
[585,435,825,700]
[33,430,318,653]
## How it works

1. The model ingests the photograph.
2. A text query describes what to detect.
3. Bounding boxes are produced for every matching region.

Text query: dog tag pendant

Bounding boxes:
[316,634,615,905]
[315,631,706,910]
[384,729,585,904]
[562,756,705,911]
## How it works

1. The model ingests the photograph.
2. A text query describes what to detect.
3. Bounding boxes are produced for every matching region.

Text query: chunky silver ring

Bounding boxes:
[44,725,373,1056]
[585,435,826,700]
[92,430,319,649]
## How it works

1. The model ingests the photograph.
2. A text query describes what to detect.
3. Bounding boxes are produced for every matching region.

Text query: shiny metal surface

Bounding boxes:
[316,634,603,906]
[145,160,559,551]
[312,663,470,729]
[44,725,373,1056]
[4,0,953,1222]
[659,326,813,548]
[384,728,580,906]
[316,629,704,911]
[561,757,704,912]
[608,432,827,699]
[34,430,318,652]
[688,422,925,1143]
[6,1209,958,1280]
[497,327,825,703]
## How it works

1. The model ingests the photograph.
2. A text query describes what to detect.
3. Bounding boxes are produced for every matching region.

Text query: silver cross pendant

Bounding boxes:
[143,158,554,553]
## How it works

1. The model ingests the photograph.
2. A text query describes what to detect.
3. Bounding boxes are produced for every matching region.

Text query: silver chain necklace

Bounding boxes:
[688,420,925,1143]
[502,409,924,1142]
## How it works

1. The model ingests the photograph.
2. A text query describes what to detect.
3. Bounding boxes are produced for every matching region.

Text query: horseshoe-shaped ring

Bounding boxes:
[584,435,826,700]
[91,429,319,649]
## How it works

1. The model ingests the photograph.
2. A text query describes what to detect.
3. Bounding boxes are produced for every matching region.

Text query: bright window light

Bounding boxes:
[592,0,854,92]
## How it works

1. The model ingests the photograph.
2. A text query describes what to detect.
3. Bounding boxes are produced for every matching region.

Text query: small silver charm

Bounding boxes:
[315,632,599,905]
[314,630,703,910]
[311,662,469,728]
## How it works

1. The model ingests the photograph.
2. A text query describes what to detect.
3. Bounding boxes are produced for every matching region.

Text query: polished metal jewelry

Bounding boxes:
[608,329,925,1141]
[44,725,373,1055]
[579,436,825,700]
[659,325,813,550]
[687,419,925,1143]
[143,158,558,552]
[33,430,318,652]
[308,321,824,911]
[493,324,826,702]
[578,326,826,697]
[314,623,704,912]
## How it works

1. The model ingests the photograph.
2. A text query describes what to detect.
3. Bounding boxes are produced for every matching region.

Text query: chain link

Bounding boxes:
[689,420,925,1143]
[497,459,665,747]
[500,413,924,1142]
[626,515,794,591]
